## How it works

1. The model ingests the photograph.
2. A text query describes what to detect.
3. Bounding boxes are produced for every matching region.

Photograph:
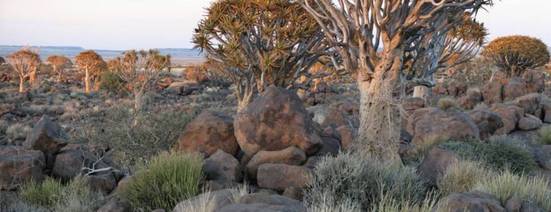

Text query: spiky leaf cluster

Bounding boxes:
[482,35,550,77]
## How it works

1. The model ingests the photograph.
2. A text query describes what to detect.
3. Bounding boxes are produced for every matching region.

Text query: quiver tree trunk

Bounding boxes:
[356,57,402,162]
[134,91,144,113]
[29,70,37,88]
[84,68,91,94]
[18,77,25,93]
[413,85,431,100]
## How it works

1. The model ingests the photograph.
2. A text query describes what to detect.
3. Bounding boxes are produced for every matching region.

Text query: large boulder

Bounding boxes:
[490,104,524,135]
[234,87,321,156]
[514,93,543,115]
[522,70,545,94]
[518,114,543,131]
[541,100,551,123]
[482,80,504,105]
[409,108,480,146]
[460,88,483,110]
[175,111,239,157]
[257,163,313,191]
[534,145,551,170]
[23,115,68,168]
[165,80,201,96]
[203,150,242,185]
[417,147,459,186]
[468,109,504,140]
[245,146,306,178]
[0,146,45,190]
[503,78,529,101]
[438,192,505,212]
[217,193,306,212]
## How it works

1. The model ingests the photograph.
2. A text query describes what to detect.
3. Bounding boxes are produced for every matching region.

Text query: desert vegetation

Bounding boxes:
[1,0,551,212]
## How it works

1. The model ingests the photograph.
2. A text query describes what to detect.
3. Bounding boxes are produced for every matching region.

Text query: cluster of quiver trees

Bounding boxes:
[195,0,495,161]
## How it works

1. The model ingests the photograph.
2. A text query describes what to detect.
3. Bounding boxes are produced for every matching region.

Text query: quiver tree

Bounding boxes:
[407,15,487,98]
[6,48,41,93]
[193,0,328,111]
[46,55,73,82]
[301,0,493,161]
[75,50,107,94]
[113,49,170,113]
[482,35,550,77]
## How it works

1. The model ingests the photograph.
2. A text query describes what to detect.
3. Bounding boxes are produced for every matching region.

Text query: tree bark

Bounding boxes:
[412,85,431,99]
[356,57,402,162]
[18,77,25,93]
[134,91,144,113]
[84,67,91,94]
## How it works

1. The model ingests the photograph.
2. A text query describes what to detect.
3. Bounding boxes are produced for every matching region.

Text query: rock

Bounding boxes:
[460,88,483,110]
[0,146,45,190]
[490,104,524,135]
[97,197,131,212]
[541,101,551,123]
[402,97,426,114]
[518,114,543,131]
[335,125,354,149]
[410,108,480,146]
[439,192,505,212]
[468,109,504,139]
[234,86,321,156]
[482,80,505,105]
[447,80,468,97]
[535,145,551,170]
[165,80,201,96]
[204,150,242,184]
[522,70,545,94]
[282,187,303,200]
[316,136,340,156]
[5,123,31,145]
[52,144,111,180]
[175,111,239,157]
[23,115,68,168]
[114,176,132,193]
[217,203,306,212]
[257,163,312,191]
[85,172,117,194]
[503,78,528,101]
[303,156,323,170]
[246,146,306,179]
[514,93,542,115]
[417,147,459,186]
[505,196,522,212]
[173,189,235,212]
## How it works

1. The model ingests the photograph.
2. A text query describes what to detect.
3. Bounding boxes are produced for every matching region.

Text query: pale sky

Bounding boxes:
[0,0,549,50]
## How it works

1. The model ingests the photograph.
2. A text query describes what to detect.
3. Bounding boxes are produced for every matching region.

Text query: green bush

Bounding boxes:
[475,171,551,210]
[440,140,537,174]
[121,151,203,211]
[20,178,64,209]
[20,177,104,212]
[538,126,551,145]
[437,160,492,195]
[304,152,427,211]
[99,71,127,95]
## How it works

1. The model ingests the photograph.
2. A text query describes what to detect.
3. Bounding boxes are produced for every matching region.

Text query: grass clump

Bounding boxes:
[437,97,459,111]
[370,192,439,212]
[304,152,426,210]
[121,151,203,211]
[440,140,537,174]
[538,125,551,145]
[437,160,492,195]
[474,170,551,211]
[20,177,104,212]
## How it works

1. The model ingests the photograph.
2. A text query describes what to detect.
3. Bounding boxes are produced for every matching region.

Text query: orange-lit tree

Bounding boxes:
[194,0,328,111]
[113,49,170,112]
[46,55,73,82]
[75,50,107,93]
[6,49,41,93]
[482,35,550,77]
[301,0,493,160]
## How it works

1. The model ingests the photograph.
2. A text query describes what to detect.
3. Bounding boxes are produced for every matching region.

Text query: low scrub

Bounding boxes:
[538,126,551,145]
[475,171,551,211]
[370,192,439,212]
[439,140,537,174]
[20,177,104,212]
[304,152,427,210]
[120,151,203,211]
[437,160,491,195]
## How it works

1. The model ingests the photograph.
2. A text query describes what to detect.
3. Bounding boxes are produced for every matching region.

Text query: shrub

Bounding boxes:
[437,160,492,195]
[440,140,537,174]
[176,185,249,212]
[475,171,551,211]
[370,192,439,212]
[437,97,459,111]
[482,35,550,77]
[99,71,127,95]
[121,151,203,211]
[538,126,551,145]
[71,106,194,168]
[20,177,104,212]
[304,152,426,210]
